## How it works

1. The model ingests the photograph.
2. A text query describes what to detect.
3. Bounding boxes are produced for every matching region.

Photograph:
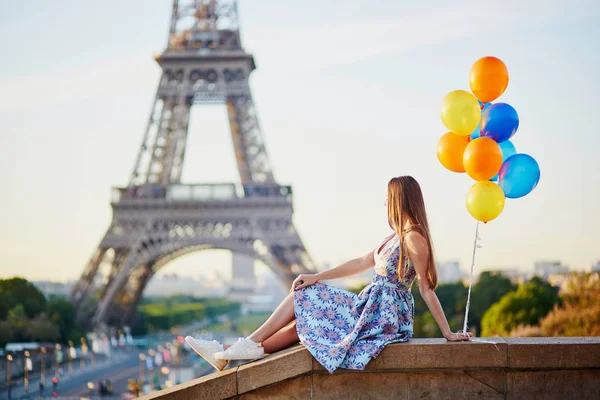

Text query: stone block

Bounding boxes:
[142,338,600,400]
[464,370,506,393]
[410,371,505,399]
[313,356,327,372]
[313,339,507,372]
[507,369,600,400]
[370,339,508,370]
[138,368,237,400]
[506,337,600,369]
[237,345,313,394]
[239,375,311,400]
[313,372,409,399]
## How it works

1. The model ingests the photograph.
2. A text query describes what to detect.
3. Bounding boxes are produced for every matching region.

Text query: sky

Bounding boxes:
[1,0,599,283]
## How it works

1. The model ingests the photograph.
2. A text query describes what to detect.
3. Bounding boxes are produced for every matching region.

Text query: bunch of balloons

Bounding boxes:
[436,56,541,223]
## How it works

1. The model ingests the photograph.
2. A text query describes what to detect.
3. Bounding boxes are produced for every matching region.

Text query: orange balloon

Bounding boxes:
[469,56,509,103]
[437,132,471,173]
[463,137,503,181]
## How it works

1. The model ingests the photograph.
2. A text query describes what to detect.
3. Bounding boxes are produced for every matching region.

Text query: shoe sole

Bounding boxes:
[215,352,265,361]
[185,337,229,371]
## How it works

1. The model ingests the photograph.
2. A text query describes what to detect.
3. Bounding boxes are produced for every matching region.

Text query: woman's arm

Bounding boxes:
[291,250,375,291]
[406,232,471,341]
[317,250,375,281]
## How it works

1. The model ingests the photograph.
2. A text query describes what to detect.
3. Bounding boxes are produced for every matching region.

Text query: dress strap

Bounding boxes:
[399,227,416,272]
[376,233,396,256]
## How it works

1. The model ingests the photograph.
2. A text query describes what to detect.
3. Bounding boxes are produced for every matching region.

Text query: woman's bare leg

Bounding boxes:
[247,292,295,343]
[262,322,300,354]
[223,322,299,353]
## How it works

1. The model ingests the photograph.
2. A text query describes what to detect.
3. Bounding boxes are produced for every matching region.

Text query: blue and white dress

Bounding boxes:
[293,233,417,373]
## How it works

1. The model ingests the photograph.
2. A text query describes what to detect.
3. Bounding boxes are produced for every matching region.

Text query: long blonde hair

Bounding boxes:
[387,176,438,289]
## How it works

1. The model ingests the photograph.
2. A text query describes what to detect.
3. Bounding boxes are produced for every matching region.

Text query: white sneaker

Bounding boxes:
[215,337,265,360]
[185,336,229,371]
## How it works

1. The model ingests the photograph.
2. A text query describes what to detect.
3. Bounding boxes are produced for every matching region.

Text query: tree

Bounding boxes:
[470,271,517,333]
[0,321,14,346]
[434,282,468,316]
[411,281,468,337]
[556,272,599,309]
[0,296,9,321]
[481,277,559,336]
[26,314,60,342]
[137,297,241,332]
[413,310,439,337]
[0,277,47,318]
[0,278,83,345]
[5,304,29,342]
[47,297,78,343]
[540,272,600,336]
[540,305,600,336]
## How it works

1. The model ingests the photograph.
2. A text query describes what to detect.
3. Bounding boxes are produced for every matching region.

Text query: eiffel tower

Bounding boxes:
[70,0,316,329]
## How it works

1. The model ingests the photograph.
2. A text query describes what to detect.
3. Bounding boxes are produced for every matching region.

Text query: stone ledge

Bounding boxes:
[139,337,600,400]
[506,369,600,399]
[139,368,237,400]
[237,345,313,394]
[506,337,600,369]
[238,374,311,400]
[312,338,508,372]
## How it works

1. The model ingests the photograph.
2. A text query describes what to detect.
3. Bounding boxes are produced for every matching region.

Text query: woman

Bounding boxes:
[186,176,473,373]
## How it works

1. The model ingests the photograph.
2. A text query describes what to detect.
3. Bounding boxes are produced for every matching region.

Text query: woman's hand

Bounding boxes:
[444,331,473,341]
[289,274,320,292]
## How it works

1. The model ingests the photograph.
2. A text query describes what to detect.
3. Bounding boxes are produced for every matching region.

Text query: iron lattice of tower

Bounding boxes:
[70,0,316,329]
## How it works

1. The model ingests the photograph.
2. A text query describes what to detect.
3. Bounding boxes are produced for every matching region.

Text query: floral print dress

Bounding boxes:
[293,233,417,373]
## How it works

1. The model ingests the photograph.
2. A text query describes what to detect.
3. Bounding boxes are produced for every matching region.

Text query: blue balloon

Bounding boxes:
[481,103,519,143]
[470,101,492,140]
[498,154,540,199]
[490,140,517,181]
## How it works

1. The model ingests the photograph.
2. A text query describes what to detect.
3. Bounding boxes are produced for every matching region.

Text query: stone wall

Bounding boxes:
[139,337,600,399]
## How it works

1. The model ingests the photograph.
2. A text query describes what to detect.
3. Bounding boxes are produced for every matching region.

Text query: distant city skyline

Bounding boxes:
[1,0,599,282]
[31,258,593,301]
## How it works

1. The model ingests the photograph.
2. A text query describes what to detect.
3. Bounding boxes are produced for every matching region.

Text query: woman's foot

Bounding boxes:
[215,337,265,360]
[185,336,229,371]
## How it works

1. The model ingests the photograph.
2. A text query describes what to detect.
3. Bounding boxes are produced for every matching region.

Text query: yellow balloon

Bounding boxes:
[440,90,481,136]
[466,181,505,223]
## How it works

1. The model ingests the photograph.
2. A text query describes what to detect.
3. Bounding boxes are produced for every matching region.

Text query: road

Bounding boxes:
[53,356,138,398]
[2,352,219,399]
[0,321,232,399]
[1,353,136,400]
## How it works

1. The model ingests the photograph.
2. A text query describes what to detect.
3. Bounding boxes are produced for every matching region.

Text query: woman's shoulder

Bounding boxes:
[404,230,428,250]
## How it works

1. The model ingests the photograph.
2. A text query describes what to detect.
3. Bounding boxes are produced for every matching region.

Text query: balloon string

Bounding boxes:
[462,220,481,334]
[470,337,500,351]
